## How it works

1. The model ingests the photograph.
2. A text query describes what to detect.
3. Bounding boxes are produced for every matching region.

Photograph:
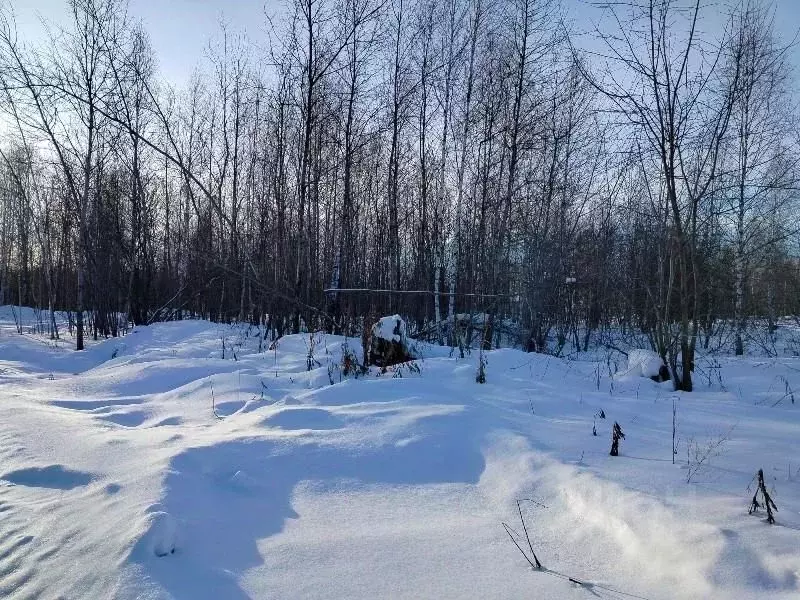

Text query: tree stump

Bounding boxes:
[369,315,414,369]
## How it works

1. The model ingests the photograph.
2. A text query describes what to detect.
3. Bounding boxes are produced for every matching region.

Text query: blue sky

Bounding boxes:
[14,0,273,85]
[12,0,800,89]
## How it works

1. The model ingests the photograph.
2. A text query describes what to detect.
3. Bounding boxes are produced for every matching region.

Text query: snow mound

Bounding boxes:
[622,348,667,379]
[137,511,178,558]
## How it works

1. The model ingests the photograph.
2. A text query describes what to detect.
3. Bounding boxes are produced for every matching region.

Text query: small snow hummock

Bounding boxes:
[137,511,178,558]
[623,349,670,382]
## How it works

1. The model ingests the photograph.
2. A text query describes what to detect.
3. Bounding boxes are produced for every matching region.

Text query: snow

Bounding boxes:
[0,305,799,599]
[372,314,406,342]
[136,511,179,558]
[622,348,667,379]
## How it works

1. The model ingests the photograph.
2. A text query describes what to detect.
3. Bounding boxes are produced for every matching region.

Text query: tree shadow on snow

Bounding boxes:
[132,411,485,599]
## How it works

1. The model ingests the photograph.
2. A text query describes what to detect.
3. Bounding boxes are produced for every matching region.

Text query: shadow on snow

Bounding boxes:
[132,410,486,599]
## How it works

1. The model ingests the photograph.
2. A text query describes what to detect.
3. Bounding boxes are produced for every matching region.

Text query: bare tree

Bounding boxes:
[586,0,740,390]
[725,0,797,355]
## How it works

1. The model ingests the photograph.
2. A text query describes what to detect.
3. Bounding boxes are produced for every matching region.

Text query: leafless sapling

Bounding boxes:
[749,468,778,524]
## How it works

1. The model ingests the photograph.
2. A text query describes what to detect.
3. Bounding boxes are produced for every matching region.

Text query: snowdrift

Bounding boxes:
[0,311,798,599]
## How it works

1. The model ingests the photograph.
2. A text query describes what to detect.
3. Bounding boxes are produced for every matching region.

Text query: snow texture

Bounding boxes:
[0,305,799,599]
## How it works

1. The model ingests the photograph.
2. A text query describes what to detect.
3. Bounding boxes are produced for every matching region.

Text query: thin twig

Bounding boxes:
[211,378,223,420]
[502,523,537,569]
[517,499,542,568]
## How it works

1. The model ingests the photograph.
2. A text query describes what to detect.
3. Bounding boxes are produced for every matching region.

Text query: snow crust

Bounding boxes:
[0,305,799,599]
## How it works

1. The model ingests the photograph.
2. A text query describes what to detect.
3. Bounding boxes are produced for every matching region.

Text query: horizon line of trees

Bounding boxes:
[0,0,799,390]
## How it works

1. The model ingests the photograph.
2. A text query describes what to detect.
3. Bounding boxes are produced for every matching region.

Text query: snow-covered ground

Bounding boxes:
[0,306,799,599]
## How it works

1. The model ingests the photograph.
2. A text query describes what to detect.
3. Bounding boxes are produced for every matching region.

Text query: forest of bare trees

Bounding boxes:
[0,0,798,390]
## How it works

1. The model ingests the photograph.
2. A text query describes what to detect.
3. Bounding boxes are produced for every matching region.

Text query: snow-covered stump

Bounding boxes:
[624,349,671,383]
[368,315,415,369]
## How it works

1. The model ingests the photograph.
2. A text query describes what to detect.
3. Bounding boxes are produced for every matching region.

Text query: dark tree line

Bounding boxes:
[0,0,798,390]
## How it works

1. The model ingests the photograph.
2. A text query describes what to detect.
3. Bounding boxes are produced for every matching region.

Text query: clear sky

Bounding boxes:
[11,0,800,89]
